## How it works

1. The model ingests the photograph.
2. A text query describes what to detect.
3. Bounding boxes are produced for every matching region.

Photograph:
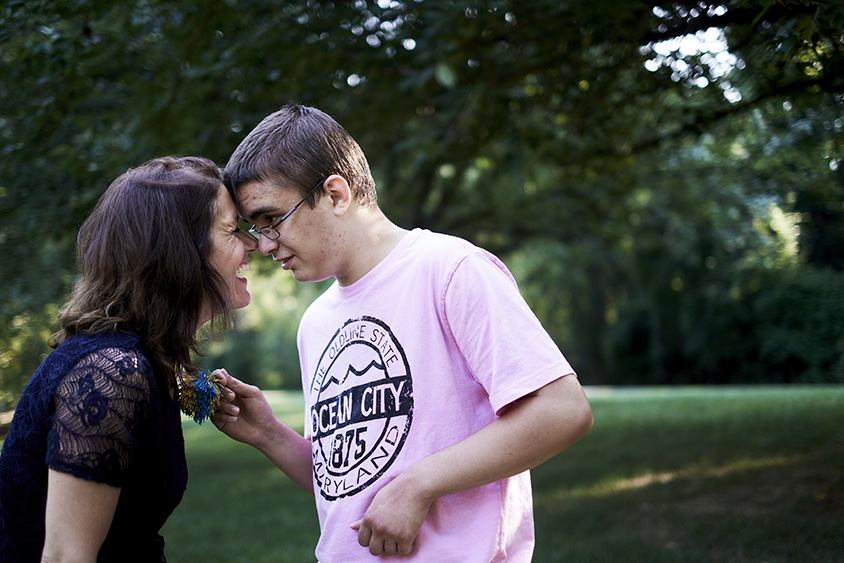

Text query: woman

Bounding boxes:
[0,156,257,562]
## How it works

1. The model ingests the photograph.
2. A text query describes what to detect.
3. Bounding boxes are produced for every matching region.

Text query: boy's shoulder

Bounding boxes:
[405,228,485,261]
[406,229,510,279]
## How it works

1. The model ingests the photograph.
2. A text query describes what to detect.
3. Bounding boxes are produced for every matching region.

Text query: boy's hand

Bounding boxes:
[211,369,276,449]
[210,370,316,493]
[350,472,433,557]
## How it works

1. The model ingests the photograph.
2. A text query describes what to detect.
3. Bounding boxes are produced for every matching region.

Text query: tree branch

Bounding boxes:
[154,0,221,150]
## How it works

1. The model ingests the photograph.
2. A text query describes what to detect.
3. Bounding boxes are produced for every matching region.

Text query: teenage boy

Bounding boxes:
[212,104,593,562]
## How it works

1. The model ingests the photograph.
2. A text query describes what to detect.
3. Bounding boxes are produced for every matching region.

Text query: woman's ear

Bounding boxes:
[323,174,352,216]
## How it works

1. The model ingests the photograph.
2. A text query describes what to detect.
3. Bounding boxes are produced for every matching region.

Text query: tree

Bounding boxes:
[1,0,842,405]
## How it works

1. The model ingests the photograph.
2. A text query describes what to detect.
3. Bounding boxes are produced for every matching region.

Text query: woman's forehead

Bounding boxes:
[214,186,239,220]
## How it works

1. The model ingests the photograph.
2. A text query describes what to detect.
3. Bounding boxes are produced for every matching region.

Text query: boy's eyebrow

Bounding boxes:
[241,205,281,224]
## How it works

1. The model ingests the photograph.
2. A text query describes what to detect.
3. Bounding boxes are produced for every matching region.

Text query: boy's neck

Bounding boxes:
[335,208,407,287]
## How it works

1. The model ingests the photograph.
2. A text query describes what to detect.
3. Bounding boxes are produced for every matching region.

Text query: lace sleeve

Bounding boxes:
[46,347,153,487]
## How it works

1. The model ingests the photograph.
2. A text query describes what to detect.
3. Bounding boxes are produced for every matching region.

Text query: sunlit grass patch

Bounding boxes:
[560,453,799,500]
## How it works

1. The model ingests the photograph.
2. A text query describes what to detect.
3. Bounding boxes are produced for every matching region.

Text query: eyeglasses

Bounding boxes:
[248,179,325,240]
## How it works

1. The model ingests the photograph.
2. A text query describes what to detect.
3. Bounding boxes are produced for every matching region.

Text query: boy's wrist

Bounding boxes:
[401,459,444,507]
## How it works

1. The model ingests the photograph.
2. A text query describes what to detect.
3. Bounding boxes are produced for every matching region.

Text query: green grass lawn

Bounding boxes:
[162,391,320,562]
[162,386,844,562]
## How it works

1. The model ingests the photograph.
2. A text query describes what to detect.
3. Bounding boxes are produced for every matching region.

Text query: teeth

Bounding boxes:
[237,263,249,276]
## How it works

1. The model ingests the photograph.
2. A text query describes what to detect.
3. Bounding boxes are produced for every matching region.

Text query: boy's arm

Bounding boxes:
[351,373,593,557]
[212,371,314,493]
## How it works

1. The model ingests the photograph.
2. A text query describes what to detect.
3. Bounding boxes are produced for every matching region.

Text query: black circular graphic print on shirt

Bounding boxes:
[309,316,413,501]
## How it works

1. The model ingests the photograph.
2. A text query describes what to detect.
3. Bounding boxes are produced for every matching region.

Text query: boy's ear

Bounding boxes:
[323,175,352,215]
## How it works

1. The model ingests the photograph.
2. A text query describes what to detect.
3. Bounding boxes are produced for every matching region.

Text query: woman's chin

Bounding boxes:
[232,290,252,310]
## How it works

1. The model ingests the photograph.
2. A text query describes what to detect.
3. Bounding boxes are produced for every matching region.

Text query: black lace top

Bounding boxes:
[0,330,187,562]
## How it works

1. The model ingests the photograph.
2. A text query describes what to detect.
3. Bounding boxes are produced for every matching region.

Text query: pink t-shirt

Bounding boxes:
[298,229,575,562]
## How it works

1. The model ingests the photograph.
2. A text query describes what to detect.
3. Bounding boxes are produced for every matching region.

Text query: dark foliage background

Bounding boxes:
[2,0,843,407]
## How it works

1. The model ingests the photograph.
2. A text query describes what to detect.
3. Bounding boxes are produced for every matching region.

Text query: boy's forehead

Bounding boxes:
[236,180,296,221]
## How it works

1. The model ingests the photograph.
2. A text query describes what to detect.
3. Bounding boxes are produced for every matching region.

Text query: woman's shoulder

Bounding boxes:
[55,331,155,394]
[58,330,147,364]
[60,329,144,352]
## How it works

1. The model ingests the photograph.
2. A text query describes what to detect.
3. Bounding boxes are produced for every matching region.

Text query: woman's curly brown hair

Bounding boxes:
[52,156,233,391]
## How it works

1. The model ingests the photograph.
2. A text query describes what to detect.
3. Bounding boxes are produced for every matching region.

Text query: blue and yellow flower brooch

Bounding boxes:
[179,369,223,424]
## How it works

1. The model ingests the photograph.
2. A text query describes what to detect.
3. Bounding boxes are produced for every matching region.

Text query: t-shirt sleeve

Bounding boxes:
[46,347,153,487]
[443,251,575,415]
